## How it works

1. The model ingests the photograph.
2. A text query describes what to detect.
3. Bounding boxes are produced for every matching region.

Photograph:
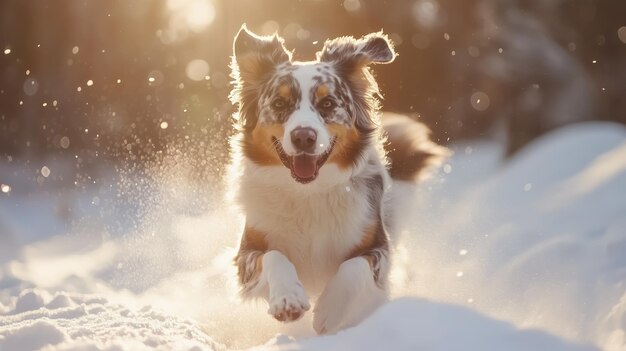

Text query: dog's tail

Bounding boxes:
[382,112,450,182]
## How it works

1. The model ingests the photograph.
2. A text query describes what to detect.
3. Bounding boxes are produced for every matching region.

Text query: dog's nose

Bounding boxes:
[291,127,317,153]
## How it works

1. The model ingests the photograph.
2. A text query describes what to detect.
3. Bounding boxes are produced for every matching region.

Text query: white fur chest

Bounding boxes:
[237,162,373,295]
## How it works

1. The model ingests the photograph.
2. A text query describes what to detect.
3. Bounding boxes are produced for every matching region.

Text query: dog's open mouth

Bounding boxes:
[271,136,336,184]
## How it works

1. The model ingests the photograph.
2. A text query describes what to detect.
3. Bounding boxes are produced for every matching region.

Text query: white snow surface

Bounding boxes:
[1,121,626,350]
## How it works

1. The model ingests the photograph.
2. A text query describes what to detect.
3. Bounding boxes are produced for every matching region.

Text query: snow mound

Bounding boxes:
[259,298,597,351]
[0,290,222,351]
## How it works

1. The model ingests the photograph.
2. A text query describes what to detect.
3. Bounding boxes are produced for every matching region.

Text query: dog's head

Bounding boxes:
[230,24,395,184]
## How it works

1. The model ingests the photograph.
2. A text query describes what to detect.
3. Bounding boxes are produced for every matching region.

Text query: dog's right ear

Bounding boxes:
[232,24,291,83]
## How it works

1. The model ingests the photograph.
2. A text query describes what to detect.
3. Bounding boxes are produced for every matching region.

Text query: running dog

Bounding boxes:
[229,24,447,334]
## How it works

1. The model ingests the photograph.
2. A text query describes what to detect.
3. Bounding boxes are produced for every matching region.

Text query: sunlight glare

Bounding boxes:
[166,0,215,40]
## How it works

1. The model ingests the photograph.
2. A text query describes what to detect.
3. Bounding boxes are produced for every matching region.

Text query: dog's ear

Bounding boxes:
[317,31,396,67]
[230,24,291,130]
[317,32,396,134]
[232,24,291,83]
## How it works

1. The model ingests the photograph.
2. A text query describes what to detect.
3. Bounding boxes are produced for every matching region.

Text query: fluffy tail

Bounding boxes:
[382,112,450,181]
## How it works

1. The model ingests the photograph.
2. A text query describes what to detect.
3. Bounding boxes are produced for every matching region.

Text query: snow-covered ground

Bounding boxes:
[1,122,625,350]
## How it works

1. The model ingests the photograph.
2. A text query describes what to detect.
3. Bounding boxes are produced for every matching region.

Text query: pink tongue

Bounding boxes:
[293,155,318,179]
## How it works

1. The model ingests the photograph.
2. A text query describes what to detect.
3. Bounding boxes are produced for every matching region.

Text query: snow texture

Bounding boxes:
[1,122,626,350]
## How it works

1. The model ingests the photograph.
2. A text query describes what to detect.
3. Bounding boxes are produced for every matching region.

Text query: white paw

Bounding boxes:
[268,282,310,322]
[313,258,387,334]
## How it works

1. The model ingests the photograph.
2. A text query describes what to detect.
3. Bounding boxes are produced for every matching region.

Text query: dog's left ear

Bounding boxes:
[232,24,291,83]
[317,31,396,67]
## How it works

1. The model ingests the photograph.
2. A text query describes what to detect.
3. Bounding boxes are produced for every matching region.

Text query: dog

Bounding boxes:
[229,24,447,334]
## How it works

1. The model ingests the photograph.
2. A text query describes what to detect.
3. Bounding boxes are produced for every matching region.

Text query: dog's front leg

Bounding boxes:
[313,227,390,334]
[235,227,310,322]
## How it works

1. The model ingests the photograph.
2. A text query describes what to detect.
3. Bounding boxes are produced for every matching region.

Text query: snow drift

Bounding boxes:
[1,121,626,350]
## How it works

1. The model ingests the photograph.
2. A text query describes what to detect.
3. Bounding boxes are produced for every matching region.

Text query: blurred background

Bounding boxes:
[1,0,625,190]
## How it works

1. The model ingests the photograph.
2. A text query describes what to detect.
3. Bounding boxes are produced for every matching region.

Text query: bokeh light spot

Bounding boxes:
[185,59,210,81]
[23,78,39,96]
[470,91,490,111]
[0,184,10,193]
[344,0,361,12]
[618,26,626,44]
[413,0,440,28]
[60,136,70,149]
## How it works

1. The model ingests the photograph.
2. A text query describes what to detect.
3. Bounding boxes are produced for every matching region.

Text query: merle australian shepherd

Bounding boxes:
[229,24,447,334]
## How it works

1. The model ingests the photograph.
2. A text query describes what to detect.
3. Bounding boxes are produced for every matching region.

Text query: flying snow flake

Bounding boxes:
[443,164,452,174]
[148,70,165,86]
[3,48,10,55]
[87,80,94,86]
[459,249,468,256]
[77,86,82,92]
[451,50,456,56]
[467,298,474,304]
[42,102,47,107]
[524,183,532,192]
[72,46,79,54]
[41,166,51,178]
[592,60,597,64]
[456,271,464,277]
[1,184,10,193]
[345,186,351,192]
[160,121,168,129]
[116,79,121,84]
[25,69,30,75]
[53,100,58,107]
[443,32,450,40]
[498,47,503,53]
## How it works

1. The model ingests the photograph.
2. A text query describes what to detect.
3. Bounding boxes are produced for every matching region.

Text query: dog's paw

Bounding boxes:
[313,258,387,334]
[268,283,310,322]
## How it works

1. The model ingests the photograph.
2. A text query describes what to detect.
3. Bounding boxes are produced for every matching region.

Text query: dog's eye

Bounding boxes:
[271,98,288,110]
[319,98,335,110]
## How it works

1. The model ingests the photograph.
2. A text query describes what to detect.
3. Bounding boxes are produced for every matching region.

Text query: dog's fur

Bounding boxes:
[229,24,447,334]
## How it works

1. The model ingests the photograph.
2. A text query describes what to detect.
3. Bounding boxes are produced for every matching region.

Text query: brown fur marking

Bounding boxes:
[348,221,379,258]
[234,226,269,293]
[242,124,285,166]
[326,123,365,169]
[316,84,329,100]
[278,84,291,99]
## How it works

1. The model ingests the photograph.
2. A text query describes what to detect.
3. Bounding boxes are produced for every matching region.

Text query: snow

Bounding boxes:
[1,122,626,350]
